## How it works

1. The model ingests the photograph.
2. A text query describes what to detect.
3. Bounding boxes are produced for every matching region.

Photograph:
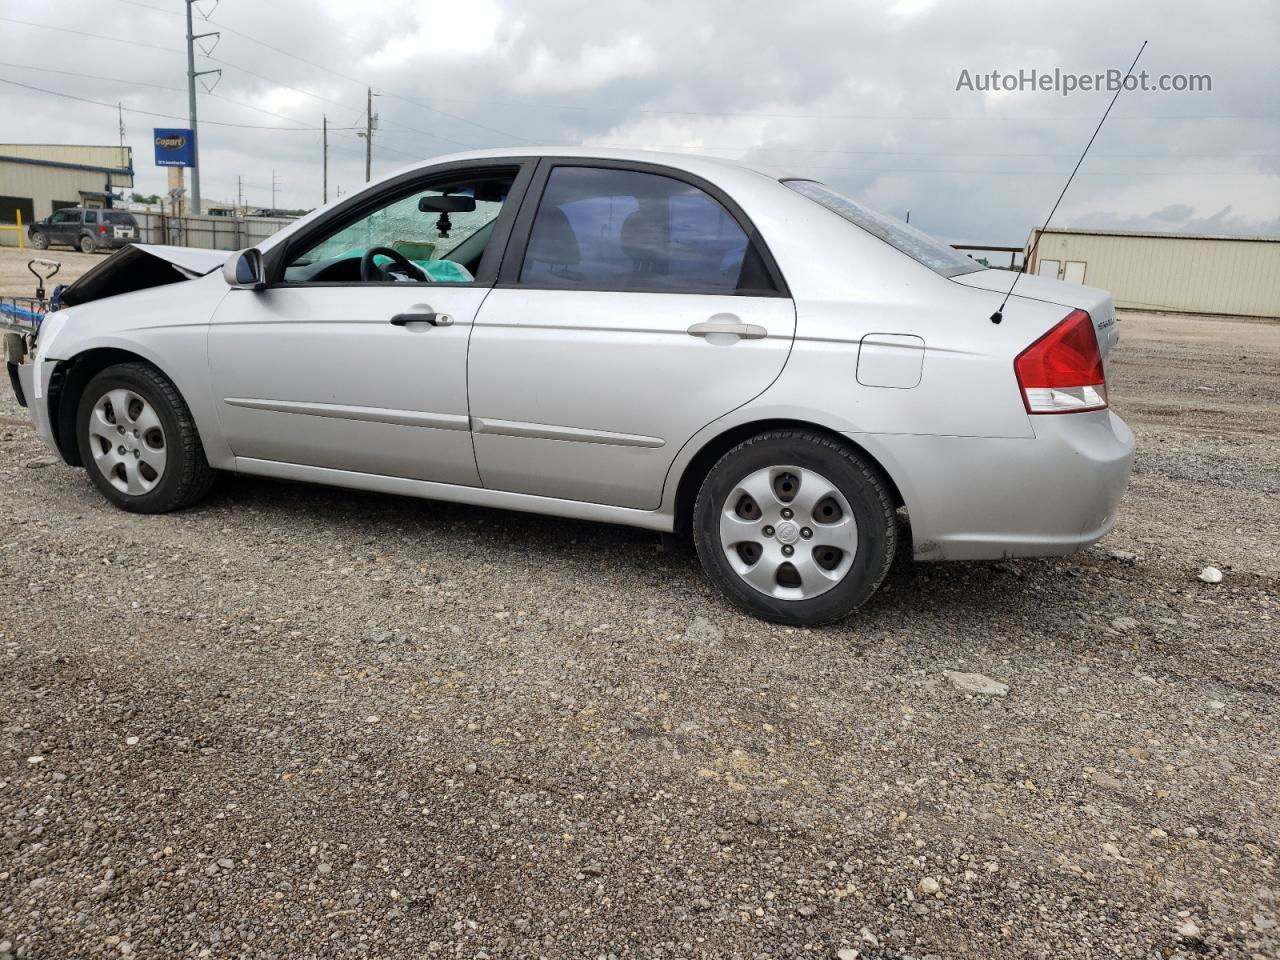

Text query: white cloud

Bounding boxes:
[0,0,1273,237]
[517,35,657,93]
[364,0,507,66]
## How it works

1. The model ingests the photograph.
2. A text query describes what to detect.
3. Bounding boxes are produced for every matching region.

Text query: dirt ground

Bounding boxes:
[0,247,105,301]
[0,298,1277,959]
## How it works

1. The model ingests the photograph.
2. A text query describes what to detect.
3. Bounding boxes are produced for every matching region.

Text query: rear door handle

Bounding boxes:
[687,319,768,340]
[390,311,453,327]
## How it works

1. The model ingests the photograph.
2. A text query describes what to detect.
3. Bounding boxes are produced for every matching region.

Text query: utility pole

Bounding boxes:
[236,174,243,213]
[271,170,279,211]
[360,87,379,183]
[322,114,328,204]
[185,0,220,215]
[117,102,127,201]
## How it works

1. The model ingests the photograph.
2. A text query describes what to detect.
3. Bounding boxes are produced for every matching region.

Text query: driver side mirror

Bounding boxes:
[223,248,264,289]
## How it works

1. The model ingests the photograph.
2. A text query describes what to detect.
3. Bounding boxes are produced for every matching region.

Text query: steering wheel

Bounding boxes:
[360,246,430,283]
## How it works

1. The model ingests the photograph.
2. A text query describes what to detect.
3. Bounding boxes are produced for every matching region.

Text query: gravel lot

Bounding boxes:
[0,247,104,300]
[1,294,1277,958]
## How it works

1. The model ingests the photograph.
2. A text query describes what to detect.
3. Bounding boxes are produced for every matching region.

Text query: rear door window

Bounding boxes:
[84,211,98,225]
[519,166,769,293]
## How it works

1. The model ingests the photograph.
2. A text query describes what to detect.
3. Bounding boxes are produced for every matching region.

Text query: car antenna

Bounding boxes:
[990,40,1148,324]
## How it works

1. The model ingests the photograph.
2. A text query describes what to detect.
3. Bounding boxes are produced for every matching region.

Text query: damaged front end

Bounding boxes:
[5,244,228,410]
[57,244,230,307]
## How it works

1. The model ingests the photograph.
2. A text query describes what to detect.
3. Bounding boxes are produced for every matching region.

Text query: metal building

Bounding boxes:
[1026,227,1280,319]
[0,144,135,246]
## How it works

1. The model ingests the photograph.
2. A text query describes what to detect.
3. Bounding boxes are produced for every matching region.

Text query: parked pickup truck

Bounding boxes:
[28,207,139,253]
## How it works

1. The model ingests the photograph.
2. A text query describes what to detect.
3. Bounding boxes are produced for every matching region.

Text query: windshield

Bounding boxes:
[783,180,981,277]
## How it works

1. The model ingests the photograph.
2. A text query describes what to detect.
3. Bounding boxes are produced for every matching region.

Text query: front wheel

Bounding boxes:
[693,431,897,625]
[76,362,215,513]
[29,232,49,250]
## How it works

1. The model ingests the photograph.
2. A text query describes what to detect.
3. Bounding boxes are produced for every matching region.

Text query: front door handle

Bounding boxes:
[390,310,453,327]
[687,318,768,340]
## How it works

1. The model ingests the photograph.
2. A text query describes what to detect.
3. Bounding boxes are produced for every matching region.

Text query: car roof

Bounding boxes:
[381,145,800,188]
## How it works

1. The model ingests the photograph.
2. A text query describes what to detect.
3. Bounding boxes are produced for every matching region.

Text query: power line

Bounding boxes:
[0,15,179,53]
[0,60,184,91]
[4,73,1269,178]
[0,76,346,130]
[8,13,1278,127]
[4,58,1265,163]
[65,3,1280,125]
[0,59,359,130]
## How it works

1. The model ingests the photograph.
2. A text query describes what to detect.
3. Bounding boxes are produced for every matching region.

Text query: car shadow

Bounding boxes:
[201,472,1084,630]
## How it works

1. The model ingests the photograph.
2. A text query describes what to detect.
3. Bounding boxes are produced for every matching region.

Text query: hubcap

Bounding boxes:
[87,389,167,495]
[719,465,857,600]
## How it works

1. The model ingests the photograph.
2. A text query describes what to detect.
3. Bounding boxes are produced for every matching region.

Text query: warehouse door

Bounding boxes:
[1063,260,1086,285]
[1037,258,1061,279]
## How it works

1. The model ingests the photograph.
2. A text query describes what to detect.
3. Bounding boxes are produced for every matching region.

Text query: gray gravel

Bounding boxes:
[2,310,1278,959]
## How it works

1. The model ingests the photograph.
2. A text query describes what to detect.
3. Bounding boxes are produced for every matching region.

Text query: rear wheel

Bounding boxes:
[76,362,215,513]
[29,232,49,250]
[693,431,897,625]
[79,234,97,254]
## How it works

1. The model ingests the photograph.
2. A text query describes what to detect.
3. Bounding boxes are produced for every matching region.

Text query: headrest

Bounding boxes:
[620,205,668,265]
[527,207,581,266]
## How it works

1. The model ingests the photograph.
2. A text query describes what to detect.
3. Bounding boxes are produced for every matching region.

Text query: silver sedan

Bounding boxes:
[8,147,1134,624]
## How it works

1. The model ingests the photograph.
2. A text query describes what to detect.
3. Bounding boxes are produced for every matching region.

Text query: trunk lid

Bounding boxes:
[951,269,1120,360]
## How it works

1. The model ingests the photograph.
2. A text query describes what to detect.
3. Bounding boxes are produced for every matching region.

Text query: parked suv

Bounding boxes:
[28,207,139,253]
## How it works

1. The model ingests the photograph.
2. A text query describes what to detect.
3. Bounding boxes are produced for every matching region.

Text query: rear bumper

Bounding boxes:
[14,360,58,453]
[853,410,1135,562]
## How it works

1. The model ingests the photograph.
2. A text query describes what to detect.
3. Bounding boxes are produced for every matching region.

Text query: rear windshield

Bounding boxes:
[783,180,981,277]
[103,211,136,225]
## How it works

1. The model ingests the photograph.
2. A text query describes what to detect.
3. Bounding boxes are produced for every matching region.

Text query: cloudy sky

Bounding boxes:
[2,0,1277,244]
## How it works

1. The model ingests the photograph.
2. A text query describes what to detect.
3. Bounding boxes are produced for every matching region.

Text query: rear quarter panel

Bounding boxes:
[657,174,1087,528]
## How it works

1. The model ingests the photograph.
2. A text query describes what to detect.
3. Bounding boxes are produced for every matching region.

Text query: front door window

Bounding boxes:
[284,169,518,284]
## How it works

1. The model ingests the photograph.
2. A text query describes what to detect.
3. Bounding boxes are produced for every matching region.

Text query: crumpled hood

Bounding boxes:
[59,244,229,307]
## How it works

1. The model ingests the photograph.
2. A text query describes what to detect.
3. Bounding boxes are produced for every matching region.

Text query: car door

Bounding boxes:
[47,209,77,245]
[208,160,532,485]
[467,160,796,510]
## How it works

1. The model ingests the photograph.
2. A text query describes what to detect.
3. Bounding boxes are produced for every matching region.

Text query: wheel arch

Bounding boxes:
[670,418,907,538]
[48,348,184,466]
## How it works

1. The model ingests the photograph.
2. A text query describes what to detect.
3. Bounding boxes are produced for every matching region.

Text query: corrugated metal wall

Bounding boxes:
[0,160,127,223]
[1030,230,1280,318]
[0,145,136,231]
[1,144,132,168]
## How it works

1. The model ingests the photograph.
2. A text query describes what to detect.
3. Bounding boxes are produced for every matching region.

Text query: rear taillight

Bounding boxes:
[98,223,107,234]
[1014,309,1107,414]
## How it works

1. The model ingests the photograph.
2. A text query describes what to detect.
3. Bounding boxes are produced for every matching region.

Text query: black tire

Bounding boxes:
[75,362,215,513]
[29,232,49,250]
[692,430,897,626]
[79,233,97,254]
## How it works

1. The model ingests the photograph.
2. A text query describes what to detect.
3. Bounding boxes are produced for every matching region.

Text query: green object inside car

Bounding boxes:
[414,259,474,283]
[393,240,436,260]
